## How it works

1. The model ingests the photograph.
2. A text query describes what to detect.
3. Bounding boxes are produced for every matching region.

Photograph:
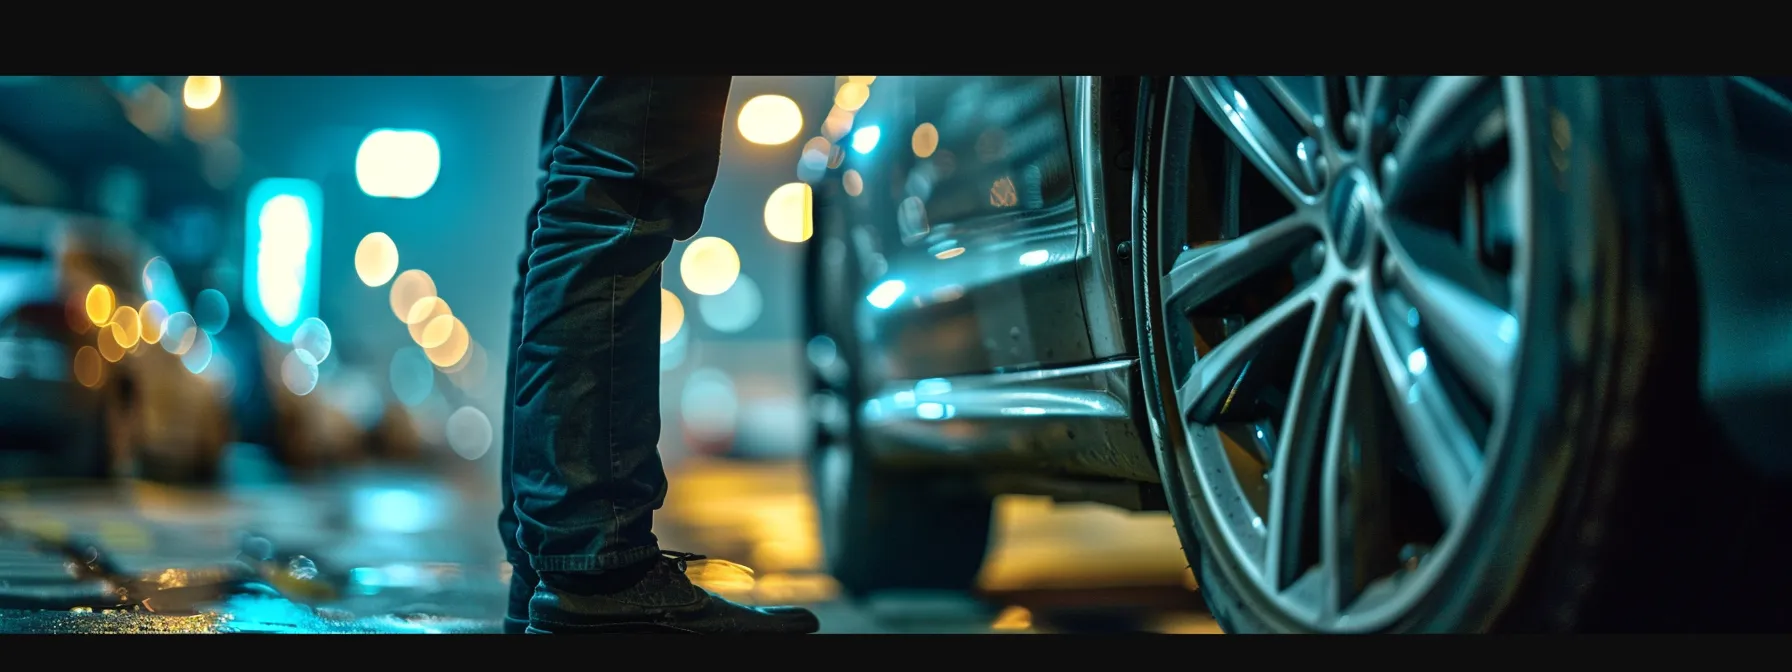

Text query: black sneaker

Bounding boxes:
[526,551,820,634]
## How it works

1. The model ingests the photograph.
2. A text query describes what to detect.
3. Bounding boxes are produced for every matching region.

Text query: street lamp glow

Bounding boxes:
[736,95,803,146]
[763,182,813,243]
[356,129,441,199]
[182,76,222,110]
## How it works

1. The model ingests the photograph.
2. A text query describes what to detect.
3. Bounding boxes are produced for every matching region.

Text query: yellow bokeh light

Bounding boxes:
[736,95,803,146]
[109,306,141,348]
[678,237,741,296]
[834,83,870,113]
[182,76,222,110]
[425,318,472,368]
[847,76,877,86]
[389,270,438,322]
[843,170,864,197]
[420,314,457,350]
[85,285,115,326]
[97,329,125,363]
[355,232,400,287]
[139,301,168,345]
[73,346,103,389]
[912,123,939,158]
[764,183,813,244]
[936,247,966,260]
[661,289,684,344]
[407,297,454,346]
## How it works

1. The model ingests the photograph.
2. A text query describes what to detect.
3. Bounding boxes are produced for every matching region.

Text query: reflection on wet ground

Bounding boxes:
[0,456,1218,633]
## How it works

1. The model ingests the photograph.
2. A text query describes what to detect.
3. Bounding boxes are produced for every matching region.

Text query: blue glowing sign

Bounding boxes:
[243,178,321,343]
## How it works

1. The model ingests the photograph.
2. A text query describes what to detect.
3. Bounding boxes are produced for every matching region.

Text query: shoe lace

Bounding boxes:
[662,550,756,593]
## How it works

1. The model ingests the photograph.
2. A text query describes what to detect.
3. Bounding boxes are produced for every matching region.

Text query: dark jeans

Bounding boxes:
[499,77,732,583]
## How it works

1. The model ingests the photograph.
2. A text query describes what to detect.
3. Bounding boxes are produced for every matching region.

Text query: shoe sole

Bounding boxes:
[526,622,701,634]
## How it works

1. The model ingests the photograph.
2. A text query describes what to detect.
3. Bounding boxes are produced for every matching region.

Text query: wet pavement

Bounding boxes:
[0,448,1218,634]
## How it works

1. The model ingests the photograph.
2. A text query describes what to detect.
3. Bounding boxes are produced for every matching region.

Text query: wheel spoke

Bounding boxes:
[1364,298,1479,524]
[1384,76,1504,205]
[1260,76,1321,134]
[1320,306,1399,610]
[1163,213,1321,310]
[1386,252,1515,405]
[1184,76,1321,202]
[1263,288,1345,589]
[1177,289,1317,425]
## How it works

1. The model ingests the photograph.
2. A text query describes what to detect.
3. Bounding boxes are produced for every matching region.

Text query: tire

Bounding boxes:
[804,193,994,598]
[1130,76,1792,633]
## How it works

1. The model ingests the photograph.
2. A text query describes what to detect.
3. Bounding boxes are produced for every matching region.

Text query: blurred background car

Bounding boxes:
[804,76,1792,632]
[0,205,232,482]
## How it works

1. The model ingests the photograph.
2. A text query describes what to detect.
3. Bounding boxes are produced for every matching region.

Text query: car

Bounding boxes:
[803,76,1792,632]
[0,204,232,482]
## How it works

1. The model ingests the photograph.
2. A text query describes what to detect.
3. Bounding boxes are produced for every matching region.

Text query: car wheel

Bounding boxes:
[1131,76,1792,632]
[805,206,994,598]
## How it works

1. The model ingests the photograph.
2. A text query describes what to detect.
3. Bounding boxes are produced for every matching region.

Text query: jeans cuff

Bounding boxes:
[531,545,661,573]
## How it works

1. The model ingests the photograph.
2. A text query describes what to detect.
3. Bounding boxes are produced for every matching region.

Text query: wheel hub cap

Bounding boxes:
[1326,170,1377,268]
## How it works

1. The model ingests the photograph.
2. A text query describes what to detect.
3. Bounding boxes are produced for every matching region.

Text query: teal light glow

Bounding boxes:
[243,178,322,343]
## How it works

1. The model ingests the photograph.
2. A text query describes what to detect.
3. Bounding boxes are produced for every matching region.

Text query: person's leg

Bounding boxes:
[512,76,817,634]
[498,80,563,634]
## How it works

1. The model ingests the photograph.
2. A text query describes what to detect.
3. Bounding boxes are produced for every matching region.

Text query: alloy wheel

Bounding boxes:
[1144,76,1538,631]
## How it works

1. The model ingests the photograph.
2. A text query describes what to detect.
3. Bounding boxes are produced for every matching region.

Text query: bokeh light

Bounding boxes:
[109,306,140,348]
[85,285,115,326]
[851,126,881,154]
[446,406,494,461]
[355,232,400,287]
[389,270,438,322]
[293,317,333,366]
[843,170,864,197]
[763,182,813,243]
[182,76,222,110]
[698,274,763,334]
[822,108,855,142]
[799,137,831,171]
[141,257,175,297]
[194,288,229,334]
[736,95,804,146]
[661,289,684,344]
[679,237,740,296]
[249,190,313,332]
[912,123,939,158]
[445,341,489,391]
[847,76,877,86]
[139,300,168,344]
[661,327,689,372]
[424,317,471,368]
[73,346,102,389]
[420,314,457,350]
[835,83,870,112]
[160,312,198,356]
[356,129,441,199]
[97,329,124,363]
[180,330,213,374]
[389,347,435,407]
[407,297,453,346]
[281,350,320,396]
[734,94,806,146]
